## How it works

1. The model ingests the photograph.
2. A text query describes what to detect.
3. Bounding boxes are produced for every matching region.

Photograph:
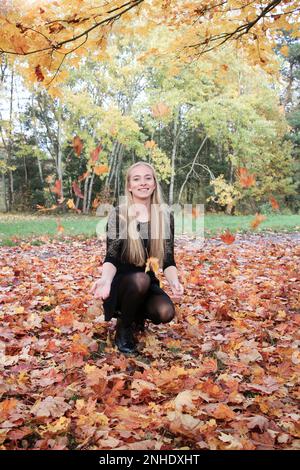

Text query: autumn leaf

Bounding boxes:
[72,181,84,199]
[78,171,90,182]
[90,145,103,163]
[269,196,280,211]
[144,140,156,149]
[151,102,170,118]
[66,199,75,209]
[31,397,71,418]
[35,65,44,82]
[250,213,266,229]
[237,167,256,188]
[73,136,83,156]
[51,179,62,197]
[145,256,160,277]
[94,164,109,176]
[220,229,235,244]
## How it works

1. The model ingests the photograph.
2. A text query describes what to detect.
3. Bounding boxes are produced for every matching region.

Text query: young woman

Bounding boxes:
[91,162,184,354]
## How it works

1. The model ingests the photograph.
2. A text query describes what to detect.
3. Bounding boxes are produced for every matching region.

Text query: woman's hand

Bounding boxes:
[169,280,184,300]
[90,278,111,300]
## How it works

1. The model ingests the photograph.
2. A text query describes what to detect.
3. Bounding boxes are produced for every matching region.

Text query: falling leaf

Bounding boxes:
[151,102,170,118]
[51,179,62,197]
[72,181,84,199]
[73,136,83,156]
[35,65,44,82]
[90,145,103,162]
[250,213,266,229]
[144,140,156,149]
[145,257,160,277]
[94,164,109,175]
[66,199,75,209]
[269,196,280,211]
[220,229,235,244]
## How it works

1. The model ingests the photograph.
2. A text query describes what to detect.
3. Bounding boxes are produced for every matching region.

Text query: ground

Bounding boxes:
[0,233,299,450]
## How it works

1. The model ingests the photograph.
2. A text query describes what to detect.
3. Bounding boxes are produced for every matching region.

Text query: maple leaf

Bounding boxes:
[72,181,84,199]
[250,213,266,229]
[56,222,64,233]
[220,229,235,244]
[51,179,62,197]
[35,65,44,82]
[55,308,74,327]
[78,171,90,182]
[94,164,109,176]
[66,199,75,209]
[151,102,170,119]
[218,432,243,450]
[144,140,156,149]
[237,167,256,188]
[269,196,280,211]
[145,257,160,277]
[92,198,100,209]
[90,145,102,163]
[73,136,83,156]
[31,397,71,418]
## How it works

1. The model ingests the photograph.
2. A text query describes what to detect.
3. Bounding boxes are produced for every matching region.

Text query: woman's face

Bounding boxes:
[128,165,156,200]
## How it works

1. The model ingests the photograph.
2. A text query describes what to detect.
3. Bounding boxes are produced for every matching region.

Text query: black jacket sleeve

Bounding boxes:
[103,207,122,269]
[163,212,177,271]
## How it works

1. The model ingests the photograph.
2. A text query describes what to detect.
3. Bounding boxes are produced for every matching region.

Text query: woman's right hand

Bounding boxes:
[90,278,111,300]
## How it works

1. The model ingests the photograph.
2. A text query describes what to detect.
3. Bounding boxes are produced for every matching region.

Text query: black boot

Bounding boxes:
[115,318,137,354]
[133,317,146,333]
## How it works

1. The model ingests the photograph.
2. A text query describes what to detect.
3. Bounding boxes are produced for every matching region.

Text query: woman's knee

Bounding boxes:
[157,302,175,323]
[129,272,151,295]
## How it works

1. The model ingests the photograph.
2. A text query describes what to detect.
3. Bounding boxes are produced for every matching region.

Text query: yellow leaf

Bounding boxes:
[15,307,25,314]
[280,46,289,57]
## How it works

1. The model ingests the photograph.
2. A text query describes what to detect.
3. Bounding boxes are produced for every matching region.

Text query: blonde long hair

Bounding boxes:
[118,161,170,268]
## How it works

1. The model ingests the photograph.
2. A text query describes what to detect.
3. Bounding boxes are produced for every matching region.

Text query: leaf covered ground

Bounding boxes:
[0,234,299,450]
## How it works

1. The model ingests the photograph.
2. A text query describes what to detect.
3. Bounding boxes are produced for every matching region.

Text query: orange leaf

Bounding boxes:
[72,181,84,199]
[94,164,109,175]
[51,179,62,197]
[70,343,89,356]
[151,102,170,118]
[212,403,236,421]
[56,223,64,233]
[66,199,75,209]
[73,136,83,156]
[237,167,256,188]
[78,171,90,182]
[92,198,100,208]
[269,196,280,211]
[250,213,266,229]
[145,257,160,277]
[144,140,156,149]
[35,65,44,82]
[55,309,74,327]
[220,229,235,244]
[90,145,102,163]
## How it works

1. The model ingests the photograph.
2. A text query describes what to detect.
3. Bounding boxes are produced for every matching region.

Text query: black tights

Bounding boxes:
[117,272,175,327]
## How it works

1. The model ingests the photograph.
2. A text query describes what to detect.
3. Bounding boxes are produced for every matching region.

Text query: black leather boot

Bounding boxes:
[115,318,137,354]
[133,317,146,333]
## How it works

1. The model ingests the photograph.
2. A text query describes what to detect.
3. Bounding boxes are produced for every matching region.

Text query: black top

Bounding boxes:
[103,206,177,273]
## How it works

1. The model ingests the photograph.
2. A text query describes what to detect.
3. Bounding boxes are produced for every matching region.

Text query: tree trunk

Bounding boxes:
[7,66,14,210]
[178,136,208,203]
[37,157,44,184]
[56,106,64,198]
[169,109,180,205]
[87,172,95,213]
[82,175,90,213]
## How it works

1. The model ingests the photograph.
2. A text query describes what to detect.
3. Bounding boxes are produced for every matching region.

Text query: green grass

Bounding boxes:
[0,212,299,246]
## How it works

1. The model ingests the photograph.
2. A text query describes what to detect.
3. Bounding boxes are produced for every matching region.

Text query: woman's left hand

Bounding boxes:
[169,280,184,299]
